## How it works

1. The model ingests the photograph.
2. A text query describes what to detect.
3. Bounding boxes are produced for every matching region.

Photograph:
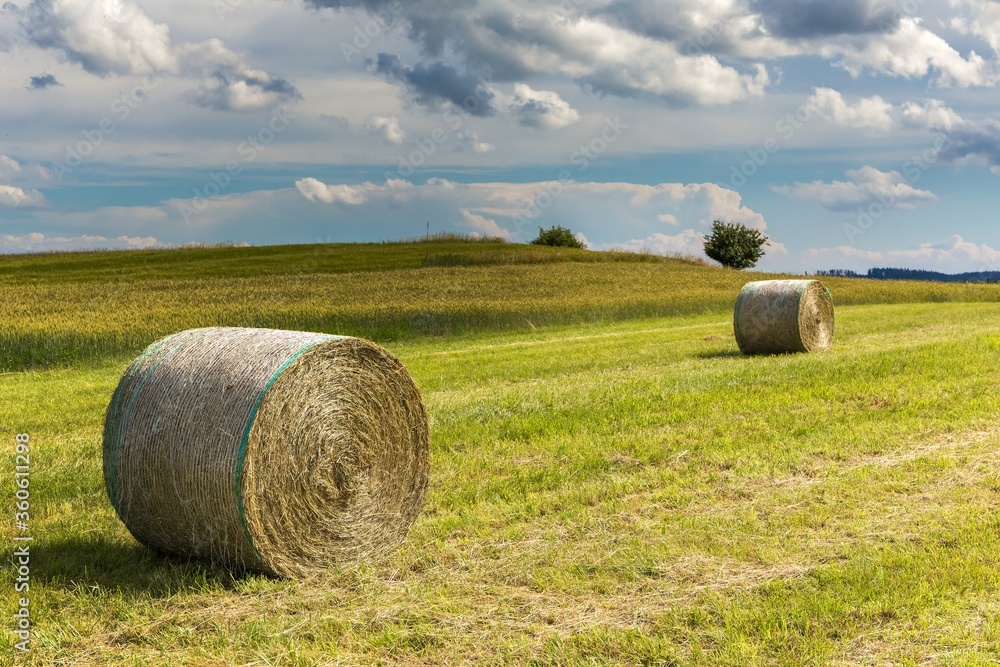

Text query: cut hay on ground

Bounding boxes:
[734,279,835,355]
[103,327,430,578]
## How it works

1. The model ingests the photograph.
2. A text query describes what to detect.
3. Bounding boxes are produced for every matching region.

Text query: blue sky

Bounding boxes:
[1,0,1000,273]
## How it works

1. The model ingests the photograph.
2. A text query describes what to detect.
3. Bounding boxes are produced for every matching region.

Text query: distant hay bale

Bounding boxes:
[734,280,834,355]
[102,327,430,578]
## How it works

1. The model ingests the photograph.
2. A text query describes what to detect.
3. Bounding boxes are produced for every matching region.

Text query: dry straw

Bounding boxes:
[102,327,430,578]
[734,280,834,355]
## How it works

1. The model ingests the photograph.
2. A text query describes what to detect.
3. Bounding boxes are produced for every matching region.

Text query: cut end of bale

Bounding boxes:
[243,338,429,577]
[102,327,430,578]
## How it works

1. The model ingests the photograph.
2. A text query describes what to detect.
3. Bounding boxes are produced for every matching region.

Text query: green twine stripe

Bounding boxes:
[105,331,188,510]
[796,281,810,312]
[233,337,332,566]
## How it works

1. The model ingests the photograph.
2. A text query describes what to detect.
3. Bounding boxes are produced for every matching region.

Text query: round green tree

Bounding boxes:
[530,225,586,249]
[703,220,770,270]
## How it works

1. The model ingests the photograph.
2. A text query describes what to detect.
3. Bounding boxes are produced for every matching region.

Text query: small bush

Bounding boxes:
[530,226,586,249]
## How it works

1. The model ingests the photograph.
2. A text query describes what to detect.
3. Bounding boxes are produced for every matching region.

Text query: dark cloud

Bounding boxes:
[311,1,766,104]
[461,11,553,78]
[577,68,649,100]
[939,119,1000,168]
[28,73,60,89]
[320,113,350,132]
[243,72,300,97]
[752,0,900,38]
[305,0,456,55]
[303,0,390,8]
[307,0,541,80]
[373,53,496,116]
[184,68,302,111]
[600,0,722,45]
[305,0,473,45]
[396,1,473,57]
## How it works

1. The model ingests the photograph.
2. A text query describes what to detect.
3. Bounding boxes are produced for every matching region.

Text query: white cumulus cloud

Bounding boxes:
[0,184,46,207]
[824,17,998,87]
[772,166,938,211]
[20,0,178,76]
[291,177,770,249]
[501,84,581,129]
[0,155,23,180]
[17,2,300,111]
[900,99,965,131]
[461,209,511,238]
[605,230,706,256]
[455,129,495,153]
[951,0,1000,56]
[605,230,788,264]
[176,39,300,112]
[805,235,1000,274]
[295,178,371,205]
[365,115,405,144]
[0,232,157,252]
[804,87,893,131]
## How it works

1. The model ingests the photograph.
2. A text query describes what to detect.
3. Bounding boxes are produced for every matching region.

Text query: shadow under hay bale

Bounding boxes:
[734,280,834,355]
[103,327,430,578]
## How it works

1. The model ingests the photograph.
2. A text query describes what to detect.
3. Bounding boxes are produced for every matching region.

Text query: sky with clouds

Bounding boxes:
[1,0,1000,273]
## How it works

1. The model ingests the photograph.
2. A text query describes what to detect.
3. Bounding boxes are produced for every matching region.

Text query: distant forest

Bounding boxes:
[815,268,1000,283]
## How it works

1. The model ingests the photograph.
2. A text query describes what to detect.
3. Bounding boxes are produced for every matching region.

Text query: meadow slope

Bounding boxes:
[2,241,998,372]
[1,243,999,665]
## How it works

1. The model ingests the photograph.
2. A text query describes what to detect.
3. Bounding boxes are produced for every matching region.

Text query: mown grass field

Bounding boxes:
[2,241,1000,666]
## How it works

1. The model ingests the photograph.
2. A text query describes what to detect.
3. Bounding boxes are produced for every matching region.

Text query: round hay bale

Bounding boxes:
[733,280,834,355]
[102,327,430,578]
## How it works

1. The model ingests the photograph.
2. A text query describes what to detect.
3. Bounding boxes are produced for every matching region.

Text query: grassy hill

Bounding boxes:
[0,237,662,285]
[2,241,999,371]
[2,242,1000,665]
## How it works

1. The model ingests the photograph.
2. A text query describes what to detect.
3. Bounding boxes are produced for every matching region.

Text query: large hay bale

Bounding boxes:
[734,280,834,355]
[103,327,430,578]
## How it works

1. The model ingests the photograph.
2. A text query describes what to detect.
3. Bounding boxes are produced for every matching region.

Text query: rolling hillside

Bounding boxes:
[2,241,999,372]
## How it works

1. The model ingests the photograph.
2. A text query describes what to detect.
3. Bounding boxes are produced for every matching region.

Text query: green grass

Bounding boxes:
[0,238,621,286]
[1,244,999,665]
[2,242,999,372]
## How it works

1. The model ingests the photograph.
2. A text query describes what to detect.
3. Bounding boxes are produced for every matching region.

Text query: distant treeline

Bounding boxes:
[815,268,1000,283]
